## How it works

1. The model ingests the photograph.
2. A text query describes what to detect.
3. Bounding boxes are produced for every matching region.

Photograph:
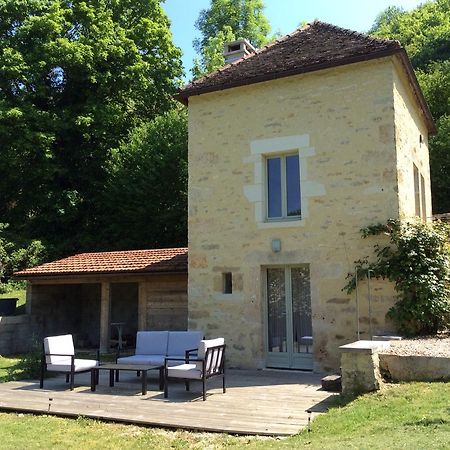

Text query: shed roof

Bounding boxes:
[177,21,435,133]
[14,247,188,278]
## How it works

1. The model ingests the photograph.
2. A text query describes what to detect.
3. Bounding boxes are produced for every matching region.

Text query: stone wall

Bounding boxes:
[380,354,450,381]
[0,315,37,355]
[393,57,432,220]
[187,57,419,371]
[340,342,450,395]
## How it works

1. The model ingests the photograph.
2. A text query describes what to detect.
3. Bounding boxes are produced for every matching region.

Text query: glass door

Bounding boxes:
[266,266,313,370]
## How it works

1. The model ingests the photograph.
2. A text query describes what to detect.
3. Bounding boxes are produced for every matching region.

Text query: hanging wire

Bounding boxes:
[368,269,373,340]
[355,266,360,340]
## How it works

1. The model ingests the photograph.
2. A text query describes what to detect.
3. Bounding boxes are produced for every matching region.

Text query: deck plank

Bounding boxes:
[0,369,336,436]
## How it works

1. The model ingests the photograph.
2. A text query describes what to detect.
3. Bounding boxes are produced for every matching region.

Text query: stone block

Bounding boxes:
[340,340,390,395]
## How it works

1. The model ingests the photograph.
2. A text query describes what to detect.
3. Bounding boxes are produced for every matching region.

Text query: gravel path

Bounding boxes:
[381,335,450,358]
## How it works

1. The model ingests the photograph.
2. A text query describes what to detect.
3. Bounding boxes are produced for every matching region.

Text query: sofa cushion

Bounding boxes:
[117,354,165,366]
[135,331,168,356]
[167,331,203,357]
[44,334,74,365]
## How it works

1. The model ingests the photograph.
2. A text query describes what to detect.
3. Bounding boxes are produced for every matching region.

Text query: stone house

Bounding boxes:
[177,21,435,371]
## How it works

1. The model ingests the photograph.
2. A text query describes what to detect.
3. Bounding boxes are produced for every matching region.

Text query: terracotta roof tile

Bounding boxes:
[178,21,401,100]
[15,248,188,278]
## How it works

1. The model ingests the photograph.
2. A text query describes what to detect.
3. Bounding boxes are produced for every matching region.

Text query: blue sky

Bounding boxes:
[162,0,424,78]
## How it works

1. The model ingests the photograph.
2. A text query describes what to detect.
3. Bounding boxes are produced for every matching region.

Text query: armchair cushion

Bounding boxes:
[166,363,202,379]
[47,359,98,373]
[43,334,74,364]
[135,331,169,355]
[167,331,203,357]
[198,338,225,359]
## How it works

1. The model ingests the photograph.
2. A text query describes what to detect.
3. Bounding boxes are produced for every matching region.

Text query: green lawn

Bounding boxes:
[0,287,27,314]
[0,355,21,382]
[0,354,449,449]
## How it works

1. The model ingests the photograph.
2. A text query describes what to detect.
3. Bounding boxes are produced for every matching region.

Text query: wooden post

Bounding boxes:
[100,282,111,352]
[26,283,33,315]
[138,281,147,331]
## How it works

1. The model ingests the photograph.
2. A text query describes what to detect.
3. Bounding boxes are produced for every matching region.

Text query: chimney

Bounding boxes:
[223,39,256,64]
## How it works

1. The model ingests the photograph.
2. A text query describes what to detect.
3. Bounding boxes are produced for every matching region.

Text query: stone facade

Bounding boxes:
[187,56,432,371]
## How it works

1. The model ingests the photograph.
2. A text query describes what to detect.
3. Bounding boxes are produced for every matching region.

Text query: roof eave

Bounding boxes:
[395,49,436,135]
[14,268,188,280]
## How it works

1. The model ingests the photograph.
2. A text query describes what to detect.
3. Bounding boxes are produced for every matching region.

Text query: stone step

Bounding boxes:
[321,374,341,392]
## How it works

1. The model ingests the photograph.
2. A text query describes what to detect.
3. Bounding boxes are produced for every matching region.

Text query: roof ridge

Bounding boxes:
[311,20,401,47]
[74,247,188,256]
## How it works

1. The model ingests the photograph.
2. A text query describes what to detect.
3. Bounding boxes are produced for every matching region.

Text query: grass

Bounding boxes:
[0,287,27,314]
[0,355,21,382]
[0,355,449,449]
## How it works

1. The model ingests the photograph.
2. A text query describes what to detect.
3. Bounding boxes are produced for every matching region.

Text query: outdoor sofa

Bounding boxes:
[117,330,203,367]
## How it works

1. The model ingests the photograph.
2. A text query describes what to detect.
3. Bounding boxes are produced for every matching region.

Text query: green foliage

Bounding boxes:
[346,219,450,335]
[370,0,450,213]
[192,0,271,78]
[98,109,188,250]
[370,0,450,69]
[416,61,450,212]
[369,6,404,34]
[0,0,183,258]
[6,340,42,381]
[0,223,44,290]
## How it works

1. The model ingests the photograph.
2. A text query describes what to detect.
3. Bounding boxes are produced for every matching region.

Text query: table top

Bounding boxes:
[96,363,162,371]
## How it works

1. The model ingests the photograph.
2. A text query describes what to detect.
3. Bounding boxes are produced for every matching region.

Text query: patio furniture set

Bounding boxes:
[40,331,226,401]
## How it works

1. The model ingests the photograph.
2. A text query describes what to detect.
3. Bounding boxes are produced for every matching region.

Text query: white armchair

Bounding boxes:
[40,334,98,390]
[164,338,226,401]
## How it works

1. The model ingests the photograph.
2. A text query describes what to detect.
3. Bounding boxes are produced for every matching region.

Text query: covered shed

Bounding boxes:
[15,248,188,351]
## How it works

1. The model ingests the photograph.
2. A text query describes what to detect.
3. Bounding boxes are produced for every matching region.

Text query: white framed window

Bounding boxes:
[414,164,421,217]
[413,163,427,220]
[266,153,301,220]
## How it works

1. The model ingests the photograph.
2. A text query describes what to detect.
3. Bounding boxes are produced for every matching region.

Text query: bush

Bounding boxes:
[345,219,450,335]
[7,340,42,381]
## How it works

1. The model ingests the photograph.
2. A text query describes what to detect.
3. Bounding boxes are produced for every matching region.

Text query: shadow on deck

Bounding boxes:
[0,369,337,436]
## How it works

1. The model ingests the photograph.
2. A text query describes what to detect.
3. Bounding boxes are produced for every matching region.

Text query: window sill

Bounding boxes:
[257,219,304,229]
[214,293,244,301]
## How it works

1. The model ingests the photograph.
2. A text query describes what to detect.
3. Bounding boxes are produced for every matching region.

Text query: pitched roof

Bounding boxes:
[14,247,188,278]
[177,21,435,133]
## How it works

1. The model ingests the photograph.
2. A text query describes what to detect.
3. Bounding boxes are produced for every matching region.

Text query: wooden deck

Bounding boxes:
[0,369,336,436]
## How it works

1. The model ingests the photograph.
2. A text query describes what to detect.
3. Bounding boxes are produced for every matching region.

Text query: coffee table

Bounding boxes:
[91,363,164,395]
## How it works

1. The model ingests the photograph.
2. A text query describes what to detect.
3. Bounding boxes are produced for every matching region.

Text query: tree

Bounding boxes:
[369,6,404,34]
[0,0,183,258]
[98,109,188,251]
[0,223,44,291]
[192,0,271,78]
[370,0,450,213]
